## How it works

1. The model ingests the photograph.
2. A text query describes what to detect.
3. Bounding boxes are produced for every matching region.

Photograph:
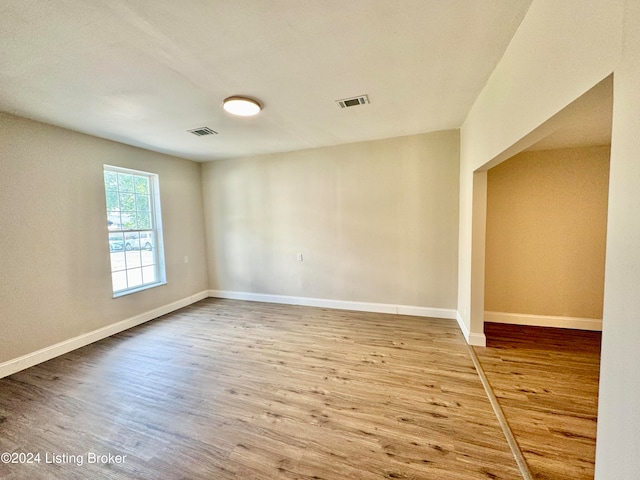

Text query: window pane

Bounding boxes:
[119,193,135,211]
[104,165,164,296]
[108,233,124,254]
[104,171,118,191]
[141,250,154,267]
[139,231,155,254]
[142,265,156,284]
[110,252,126,273]
[134,176,149,194]
[112,271,127,292]
[116,213,126,231]
[127,268,143,288]
[124,232,139,250]
[125,250,142,268]
[121,211,137,230]
[136,194,150,213]
[118,173,135,193]
[137,211,151,229]
[106,190,119,213]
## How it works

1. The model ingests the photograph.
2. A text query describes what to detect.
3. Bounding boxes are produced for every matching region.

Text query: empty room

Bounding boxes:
[1,1,638,479]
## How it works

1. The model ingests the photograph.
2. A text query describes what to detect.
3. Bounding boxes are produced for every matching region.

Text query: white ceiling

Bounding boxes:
[0,1,534,161]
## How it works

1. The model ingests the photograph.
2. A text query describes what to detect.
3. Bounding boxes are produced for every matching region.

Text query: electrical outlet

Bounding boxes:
[297,253,303,262]
[184,256,189,263]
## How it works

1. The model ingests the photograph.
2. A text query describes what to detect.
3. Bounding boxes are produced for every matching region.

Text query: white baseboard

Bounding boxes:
[208,290,457,320]
[0,290,210,380]
[456,311,487,347]
[0,288,462,380]
[484,311,603,331]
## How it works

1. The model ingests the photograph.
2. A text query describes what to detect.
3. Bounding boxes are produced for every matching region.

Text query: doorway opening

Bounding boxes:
[472,75,613,480]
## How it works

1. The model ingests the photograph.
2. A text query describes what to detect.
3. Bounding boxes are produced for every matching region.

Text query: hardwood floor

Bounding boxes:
[0,299,522,479]
[474,323,601,480]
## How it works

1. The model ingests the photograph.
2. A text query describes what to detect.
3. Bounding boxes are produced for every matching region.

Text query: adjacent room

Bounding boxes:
[476,78,613,480]
[1,2,639,479]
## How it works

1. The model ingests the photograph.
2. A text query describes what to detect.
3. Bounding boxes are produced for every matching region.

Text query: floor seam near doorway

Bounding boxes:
[466,343,534,480]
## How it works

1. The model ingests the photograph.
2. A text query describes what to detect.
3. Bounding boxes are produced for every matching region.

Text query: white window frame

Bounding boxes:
[104,165,166,297]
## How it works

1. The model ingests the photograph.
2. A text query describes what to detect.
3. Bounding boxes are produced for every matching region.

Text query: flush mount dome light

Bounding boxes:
[222,96,262,116]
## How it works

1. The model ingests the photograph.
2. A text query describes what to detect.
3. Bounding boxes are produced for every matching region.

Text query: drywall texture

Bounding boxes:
[485,146,610,319]
[459,0,639,477]
[458,0,622,340]
[202,131,459,310]
[0,113,208,364]
[596,0,640,477]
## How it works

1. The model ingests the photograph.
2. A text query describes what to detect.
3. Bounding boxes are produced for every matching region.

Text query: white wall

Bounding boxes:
[202,131,460,313]
[0,113,209,366]
[458,0,622,345]
[458,0,639,477]
[596,0,640,477]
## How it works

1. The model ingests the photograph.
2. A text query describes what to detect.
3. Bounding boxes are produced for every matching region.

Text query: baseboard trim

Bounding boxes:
[484,311,603,331]
[0,290,210,380]
[208,290,457,320]
[456,311,487,347]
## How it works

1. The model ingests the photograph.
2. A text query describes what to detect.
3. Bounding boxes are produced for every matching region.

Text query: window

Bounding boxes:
[104,165,166,296]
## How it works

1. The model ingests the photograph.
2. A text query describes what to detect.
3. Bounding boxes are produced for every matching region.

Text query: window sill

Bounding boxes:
[112,281,167,299]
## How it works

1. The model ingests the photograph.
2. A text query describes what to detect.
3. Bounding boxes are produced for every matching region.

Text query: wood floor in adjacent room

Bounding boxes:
[0,299,522,480]
[474,323,602,480]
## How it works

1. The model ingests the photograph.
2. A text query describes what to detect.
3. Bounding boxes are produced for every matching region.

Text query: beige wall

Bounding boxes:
[458,0,639,476]
[458,0,622,344]
[202,130,459,310]
[0,112,209,364]
[485,146,610,319]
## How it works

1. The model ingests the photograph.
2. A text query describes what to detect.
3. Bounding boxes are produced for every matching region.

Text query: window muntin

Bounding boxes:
[104,165,165,296]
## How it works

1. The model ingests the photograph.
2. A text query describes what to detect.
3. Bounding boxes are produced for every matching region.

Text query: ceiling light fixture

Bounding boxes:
[222,96,262,116]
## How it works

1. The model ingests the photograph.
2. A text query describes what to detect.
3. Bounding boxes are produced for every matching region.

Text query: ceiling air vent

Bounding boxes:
[336,95,369,109]
[188,127,218,136]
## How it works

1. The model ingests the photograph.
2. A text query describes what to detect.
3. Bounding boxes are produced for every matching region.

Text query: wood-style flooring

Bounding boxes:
[0,299,522,479]
[474,323,601,480]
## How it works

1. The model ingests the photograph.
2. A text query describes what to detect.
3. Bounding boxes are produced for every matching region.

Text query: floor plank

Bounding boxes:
[474,322,601,480]
[0,299,522,479]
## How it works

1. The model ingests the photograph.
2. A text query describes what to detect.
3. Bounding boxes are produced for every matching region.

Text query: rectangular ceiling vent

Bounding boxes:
[336,95,369,109]
[188,127,218,136]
